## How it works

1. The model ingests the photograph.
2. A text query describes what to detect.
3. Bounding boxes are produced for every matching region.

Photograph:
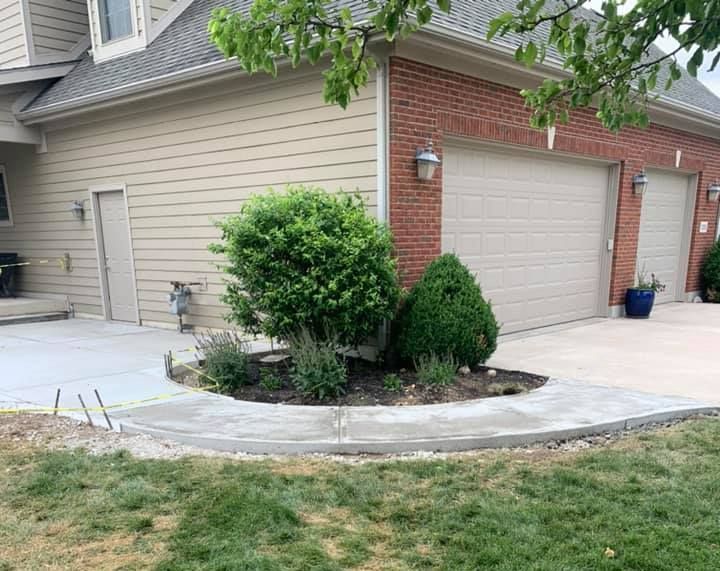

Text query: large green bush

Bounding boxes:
[702,241,720,302]
[393,254,499,367]
[210,186,400,345]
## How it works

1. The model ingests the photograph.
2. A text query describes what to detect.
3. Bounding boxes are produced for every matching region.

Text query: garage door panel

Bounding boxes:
[443,146,610,334]
[636,170,690,304]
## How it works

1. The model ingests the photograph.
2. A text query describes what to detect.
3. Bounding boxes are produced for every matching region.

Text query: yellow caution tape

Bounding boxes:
[0,358,220,415]
[0,259,50,270]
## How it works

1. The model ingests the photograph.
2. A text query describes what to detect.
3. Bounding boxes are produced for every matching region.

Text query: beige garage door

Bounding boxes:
[636,170,692,304]
[442,145,611,334]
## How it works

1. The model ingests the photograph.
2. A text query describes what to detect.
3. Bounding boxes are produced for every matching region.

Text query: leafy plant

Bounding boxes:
[259,369,283,391]
[393,254,499,368]
[195,330,249,392]
[286,328,347,400]
[414,353,458,386]
[702,241,720,302]
[634,266,666,293]
[210,186,400,346]
[383,373,403,393]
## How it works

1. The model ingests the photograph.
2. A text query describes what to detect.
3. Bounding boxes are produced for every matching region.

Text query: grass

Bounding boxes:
[2,419,720,570]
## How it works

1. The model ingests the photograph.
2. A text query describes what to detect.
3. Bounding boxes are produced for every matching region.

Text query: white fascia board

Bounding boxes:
[0,123,41,144]
[0,63,77,86]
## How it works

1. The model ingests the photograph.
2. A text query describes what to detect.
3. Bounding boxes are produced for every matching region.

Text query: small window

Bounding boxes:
[99,0,133,43]
[0,167,12,226]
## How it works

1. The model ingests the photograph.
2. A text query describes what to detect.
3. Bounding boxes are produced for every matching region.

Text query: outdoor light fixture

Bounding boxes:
[708,180,720,202]
[632,170,649,195]
[416,140,441,181]
[70,200,85,220]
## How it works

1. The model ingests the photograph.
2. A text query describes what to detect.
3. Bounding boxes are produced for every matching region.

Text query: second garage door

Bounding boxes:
[442,145,612,334]
[636,170,692,304]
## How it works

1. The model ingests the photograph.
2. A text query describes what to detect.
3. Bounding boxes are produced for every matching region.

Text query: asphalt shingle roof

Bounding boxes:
[24,0,720,118]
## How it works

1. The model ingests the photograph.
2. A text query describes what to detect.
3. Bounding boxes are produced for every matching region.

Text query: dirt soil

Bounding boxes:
[176,356,547,406]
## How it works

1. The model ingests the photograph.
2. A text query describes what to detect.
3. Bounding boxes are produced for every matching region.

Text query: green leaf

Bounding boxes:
[524,41,538,67]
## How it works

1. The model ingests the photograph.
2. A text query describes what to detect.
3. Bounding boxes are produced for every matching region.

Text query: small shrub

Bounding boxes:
[259,368,283,391]
[210,186,401,346]
[383,373,403,392]
[393,254,499,367]
[702,241,720,302]
[414,353,458,386]
[195,330,249,392]
[287,328,347,400]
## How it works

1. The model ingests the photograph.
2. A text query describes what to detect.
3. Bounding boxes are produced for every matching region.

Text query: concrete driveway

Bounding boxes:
[490,303,720,404]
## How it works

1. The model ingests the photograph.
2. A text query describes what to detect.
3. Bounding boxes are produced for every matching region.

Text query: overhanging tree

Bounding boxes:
[208,0,720,130]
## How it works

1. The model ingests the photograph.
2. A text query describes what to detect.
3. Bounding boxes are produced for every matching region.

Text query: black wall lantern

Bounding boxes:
[632,170,649,195]
[708,180,720,202]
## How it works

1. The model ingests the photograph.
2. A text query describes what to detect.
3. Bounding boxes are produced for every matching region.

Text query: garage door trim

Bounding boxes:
[442,138,621,330]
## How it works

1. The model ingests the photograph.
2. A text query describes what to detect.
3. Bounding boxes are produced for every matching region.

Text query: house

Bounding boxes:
[0,0,718,334]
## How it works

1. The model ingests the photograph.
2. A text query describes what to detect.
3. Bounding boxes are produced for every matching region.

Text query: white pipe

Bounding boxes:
[376,60,388,223]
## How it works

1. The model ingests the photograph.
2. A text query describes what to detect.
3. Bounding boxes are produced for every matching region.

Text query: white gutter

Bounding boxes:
[18,57,246,123]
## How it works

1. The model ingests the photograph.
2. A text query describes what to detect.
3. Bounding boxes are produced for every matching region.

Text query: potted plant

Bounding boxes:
[625,267,666,318]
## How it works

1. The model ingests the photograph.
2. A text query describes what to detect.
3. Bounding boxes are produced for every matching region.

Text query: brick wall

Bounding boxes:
[388,56,720,306]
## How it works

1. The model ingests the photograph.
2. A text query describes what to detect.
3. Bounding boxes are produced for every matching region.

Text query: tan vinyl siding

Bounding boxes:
[29,0,89,55]
[150,0,175,22]
[0,91,16,127]
[0,70,378,327]
[0,0,27,68]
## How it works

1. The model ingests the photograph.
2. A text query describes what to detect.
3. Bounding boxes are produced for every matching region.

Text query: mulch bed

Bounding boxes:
[175,353,547,406]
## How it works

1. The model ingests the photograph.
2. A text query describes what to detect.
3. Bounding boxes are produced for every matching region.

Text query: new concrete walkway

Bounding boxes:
[1,313,717,454]
[0,319,268,422]
[490,303,720,404]
[113,380,715,454]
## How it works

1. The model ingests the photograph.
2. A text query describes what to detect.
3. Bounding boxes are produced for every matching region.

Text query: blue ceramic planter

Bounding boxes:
[625,289,655,318]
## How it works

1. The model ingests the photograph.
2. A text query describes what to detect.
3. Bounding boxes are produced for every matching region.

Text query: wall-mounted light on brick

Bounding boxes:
[415,140,441,180]
[632,170,649,195]
[708,181,720,202]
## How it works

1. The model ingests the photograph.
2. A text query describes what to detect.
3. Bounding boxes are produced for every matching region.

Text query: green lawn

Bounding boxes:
[2,418,720,570]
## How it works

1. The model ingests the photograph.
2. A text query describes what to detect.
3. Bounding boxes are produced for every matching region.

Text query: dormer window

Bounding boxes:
[99,0,133,42]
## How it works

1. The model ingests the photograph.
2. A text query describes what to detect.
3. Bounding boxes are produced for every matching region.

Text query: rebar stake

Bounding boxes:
[77,394,93,427]
[53,388,61,415]
[93,389,113,430]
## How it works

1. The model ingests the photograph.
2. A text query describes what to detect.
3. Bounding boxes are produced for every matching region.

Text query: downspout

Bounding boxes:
[376,59,389,223]
[376,58,390,351]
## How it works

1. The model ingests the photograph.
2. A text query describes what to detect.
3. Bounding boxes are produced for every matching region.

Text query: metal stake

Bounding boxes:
[77,393,93,427]
[93,389,113,430]
[53,388,61,415]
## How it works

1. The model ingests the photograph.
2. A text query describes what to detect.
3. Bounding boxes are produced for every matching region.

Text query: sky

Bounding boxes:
[587,0,720,96]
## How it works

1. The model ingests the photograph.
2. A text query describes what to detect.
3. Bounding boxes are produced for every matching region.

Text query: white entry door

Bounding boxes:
[97,190,137,322]
[636,170,693,304]
[443,145,612,334]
